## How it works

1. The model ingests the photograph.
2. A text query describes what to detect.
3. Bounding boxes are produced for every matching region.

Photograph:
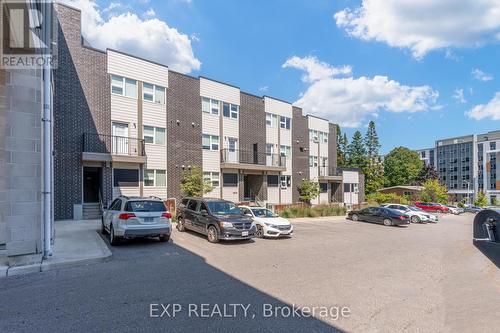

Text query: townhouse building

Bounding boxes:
[417,131,500,204]
[53,4,364,220]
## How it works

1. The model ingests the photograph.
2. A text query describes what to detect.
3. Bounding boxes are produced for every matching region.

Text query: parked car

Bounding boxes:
[102,196,172,245]
[347,207,410,226]
[239,206,293,238]
[464,205,483,213]
[445,205,464,215]
[414,202,450,213]
[380,204,438,223]
[176,198,256,243]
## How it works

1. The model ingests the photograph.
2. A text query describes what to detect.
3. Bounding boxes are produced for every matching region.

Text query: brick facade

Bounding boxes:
[292,106,310,202]
[53,5,111,219]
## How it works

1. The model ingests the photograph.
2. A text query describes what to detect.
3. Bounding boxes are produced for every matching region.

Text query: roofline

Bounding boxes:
[107,48,169,69]
[199,76,240,89]
[55,2,81,13]
[240,90,264,100]
[306,114,330,122]
[263,95,292,105]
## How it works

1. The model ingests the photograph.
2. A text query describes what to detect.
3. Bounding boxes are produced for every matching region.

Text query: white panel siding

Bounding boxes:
[143,188,168,199]
[144,145,167,169]
[281,188,293,204]
[222,186,239,202]
[203,150,220,172]
[308,116,329,133]
[309,167,319,181]
[111,94,137,124]
[264,97,292,117]
[107,50,168,87]
[200,77,240,105]
[143,101,167,126]
[202,113,220,136]
[319,192,329,204]
[343,170,359,183]
[319,142,329,158]
[267,187,279,204]
[204,187,221,199]
[223,118,239,141]
[266,128,279,145]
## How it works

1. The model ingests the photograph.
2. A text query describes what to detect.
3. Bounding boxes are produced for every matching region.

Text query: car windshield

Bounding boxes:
[207,201,243,216]
[125,201,166,212]
[408,206,423,212]
[251,208,276,218]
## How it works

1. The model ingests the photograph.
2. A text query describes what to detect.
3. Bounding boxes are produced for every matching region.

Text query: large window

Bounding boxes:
[280,116,291,130]
[111,75,137,98]
[142,83,166,104]
[320,183,328,193]
[309,130,318,142]
[280,175,292,188]
[223,173,238,187]
[202,97,220,115]
[319,131,328,143]
[113,169,139,187]
[203,171,220,187]
[202,134,219,151]
[144,169,166,187]
[143,126,165,145]
[267,175,279,187]
[266,113,278,127]
[280,145,291,158]
[309,156,318,167]
[223,102,239,119]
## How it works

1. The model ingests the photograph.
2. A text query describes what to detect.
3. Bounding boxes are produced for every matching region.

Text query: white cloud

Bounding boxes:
[61,0,201,73]
[258,85,269,92]
[334,0,500,59]
[284,56,439,127]
[452,88,467,104]
[144,8,156,17]
[471,68,493,81]
[466,92,500,120]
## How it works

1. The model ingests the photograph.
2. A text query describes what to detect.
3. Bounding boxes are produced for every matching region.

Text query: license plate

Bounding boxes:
[143,217,154,222]
[241,231,249,237]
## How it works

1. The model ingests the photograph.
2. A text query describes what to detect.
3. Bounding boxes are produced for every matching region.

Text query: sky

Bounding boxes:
[62,0,500,154]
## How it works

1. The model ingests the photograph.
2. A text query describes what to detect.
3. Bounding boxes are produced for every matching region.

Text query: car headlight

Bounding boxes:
[265,223,277,228]
[219,221,233,228]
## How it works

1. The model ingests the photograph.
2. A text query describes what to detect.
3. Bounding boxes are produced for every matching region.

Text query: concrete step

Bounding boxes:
[82,203,102,220]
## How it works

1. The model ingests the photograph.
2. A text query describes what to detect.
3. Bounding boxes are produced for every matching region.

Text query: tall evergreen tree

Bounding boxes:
[364,121,381,166]
[347,130,367,169]
[336,125,347,166]
[363,121,385,193]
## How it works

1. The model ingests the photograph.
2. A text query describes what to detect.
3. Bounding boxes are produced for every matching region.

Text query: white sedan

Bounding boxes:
[239,206,293,238]
[381,204,438,223]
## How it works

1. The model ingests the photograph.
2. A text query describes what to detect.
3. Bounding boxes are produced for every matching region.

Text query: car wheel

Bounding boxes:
[410,215,420,223]
[383,218,393,226]
[109,225,120,246]
[177,217,186,232]
[255,225,264,238]
[159,234,170,242]
[351,214,359,221]
[207,225,219,243]
[101,218,107,234]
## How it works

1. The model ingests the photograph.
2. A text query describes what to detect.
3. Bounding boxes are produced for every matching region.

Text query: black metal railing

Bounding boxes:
[221,149,286,167]
[319,166,343,177]
[82,133,146,156]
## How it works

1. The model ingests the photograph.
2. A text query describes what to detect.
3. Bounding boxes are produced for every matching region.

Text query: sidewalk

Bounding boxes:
[2,219,112,278]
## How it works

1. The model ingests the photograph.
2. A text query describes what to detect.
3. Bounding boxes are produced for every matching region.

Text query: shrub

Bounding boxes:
[278,204,347,218]
[474,191,488,207]
[366,192,409,205]
[298,180,320,204]
[457,201,465,208]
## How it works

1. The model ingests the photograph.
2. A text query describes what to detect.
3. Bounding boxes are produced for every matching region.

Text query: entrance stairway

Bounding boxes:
[82,203,102,220]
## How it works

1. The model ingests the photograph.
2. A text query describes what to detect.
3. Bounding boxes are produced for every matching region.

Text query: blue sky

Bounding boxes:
[69,0,500,154]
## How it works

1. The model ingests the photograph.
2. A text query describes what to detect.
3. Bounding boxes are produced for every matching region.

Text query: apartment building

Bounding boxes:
[417,131,500,204]
[53,4,364,220]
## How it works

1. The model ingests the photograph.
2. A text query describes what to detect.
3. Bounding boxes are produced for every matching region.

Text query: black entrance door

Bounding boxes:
[83,167,101,203]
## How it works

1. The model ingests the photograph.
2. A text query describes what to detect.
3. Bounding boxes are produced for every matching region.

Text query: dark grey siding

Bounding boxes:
[166,71,202,200]
[358,173,365,203]
[292,106,310,202]
[328,123,337,171]
[53,4,111,219]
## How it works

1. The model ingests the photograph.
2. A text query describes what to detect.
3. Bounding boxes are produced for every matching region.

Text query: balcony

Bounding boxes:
[82,133,147,164]
[220,148,286,171]
[318,166,343,181]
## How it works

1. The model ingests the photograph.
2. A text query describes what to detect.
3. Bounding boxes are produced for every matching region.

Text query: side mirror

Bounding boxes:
[200,209,208,216]
[245,213,252,217]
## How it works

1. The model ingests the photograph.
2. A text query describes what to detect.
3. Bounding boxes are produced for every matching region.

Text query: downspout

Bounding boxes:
[42,1,53,258]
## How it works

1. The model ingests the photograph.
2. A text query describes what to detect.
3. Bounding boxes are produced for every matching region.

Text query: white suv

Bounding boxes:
[381,204,438,223]
[102,196,172,245]
[239,206,293,238]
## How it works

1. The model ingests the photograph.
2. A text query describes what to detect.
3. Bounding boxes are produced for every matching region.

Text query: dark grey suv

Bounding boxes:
[176,198,256,243]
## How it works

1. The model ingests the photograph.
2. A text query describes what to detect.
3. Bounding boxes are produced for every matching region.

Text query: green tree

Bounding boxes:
[298,180,320,204]
[492,196,499,206]
[364,121,381,165]
[414,164,439,185]
[364,164,385,194]
[383,147,423,186]
[362,121,385,193]
[420,179,448,204]
[179,166,213,197]
[474,191,488,207]
[347,130,367,169]
[336,125,347,167]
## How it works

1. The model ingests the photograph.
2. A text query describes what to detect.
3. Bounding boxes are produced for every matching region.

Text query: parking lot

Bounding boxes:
[1,213,499,332]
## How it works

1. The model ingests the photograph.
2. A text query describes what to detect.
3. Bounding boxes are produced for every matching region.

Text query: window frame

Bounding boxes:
[309,156,318,167]
[223,173,238,187]
[280,116,291,130]
[113,168,139,187]
[266,113,278,127]
[203,171,220,187]
[202,134,220,151]
[143,126,166,145]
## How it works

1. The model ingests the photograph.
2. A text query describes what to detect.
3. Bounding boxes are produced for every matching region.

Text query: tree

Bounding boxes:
[414,164,439,185]
[383,147,423,187]
[179,166,213,197]
[364,164,385,194]
[347,130,367,169]
[492,196,499,206]
[336,125,347,167]
[364,121,381,165]
[298,180,320,204]
[420,179,448,204]
[474,191,488,207]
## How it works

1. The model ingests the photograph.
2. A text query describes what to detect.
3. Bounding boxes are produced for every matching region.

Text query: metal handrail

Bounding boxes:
[221,148,286,167]
[82,133,146,156]
[319,166,343,176]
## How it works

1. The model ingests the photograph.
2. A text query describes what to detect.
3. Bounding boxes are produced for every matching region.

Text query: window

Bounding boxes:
[202,134,219,150]
[187,200,198,211]
[113,169,139,187]
[201,97,219,115]
[344,183,351,192]
[202,97,211,113]
[223,173,238,187]
[491,142,496,150]
[266,144,274,154]
[111,75,137,98]
[280,145,291,158]
[280,116,291,129]
[143,169,166,187]
[266,113,278,127]
[280,175,291,188]
[143,83,154,101]
[144,169,155,186]
[203,171,220,187]
[211,99,220,115]
[320,183,328,193]
[143,126,165,145]
[223,102,230,117]
[319,131,328,143]
[321,157,328,167]
[222,103,238,119]
[154,86,166,104]
[110,199,122,210]
[309,156,318,167]
[267,175,279,187]
[230,104,238,119]
[156,170,166,187]
[353,184,359,193]
[309,130,319,142]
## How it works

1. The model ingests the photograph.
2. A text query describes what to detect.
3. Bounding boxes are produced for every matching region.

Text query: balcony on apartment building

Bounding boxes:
[81,133,147,164]
[220,148,286,171]
[318,166,343,181]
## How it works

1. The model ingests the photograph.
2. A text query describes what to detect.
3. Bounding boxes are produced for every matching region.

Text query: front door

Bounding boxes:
[112,122,129,155]
[266,144,274,166]
[83,167,101,203]
[227,138,238,163]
